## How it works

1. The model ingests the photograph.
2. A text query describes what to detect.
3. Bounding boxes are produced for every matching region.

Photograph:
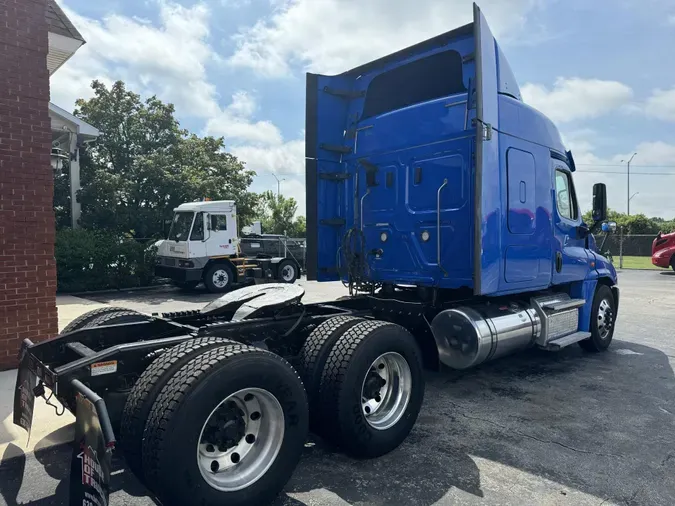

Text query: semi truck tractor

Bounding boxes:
[154,200,300,292]
[13,5,618,506]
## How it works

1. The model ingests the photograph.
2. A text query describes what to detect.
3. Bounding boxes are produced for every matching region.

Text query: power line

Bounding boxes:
[576,170,675,176]
[576,164,675,168]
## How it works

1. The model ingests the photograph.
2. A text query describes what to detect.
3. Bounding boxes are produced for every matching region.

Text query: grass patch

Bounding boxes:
[617,256,662,270]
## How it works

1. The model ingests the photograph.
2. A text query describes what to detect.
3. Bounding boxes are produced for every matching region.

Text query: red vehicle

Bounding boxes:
[652,231,675,271]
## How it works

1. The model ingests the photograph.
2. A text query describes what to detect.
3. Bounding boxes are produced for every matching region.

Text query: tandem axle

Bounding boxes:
[13,281,617,506]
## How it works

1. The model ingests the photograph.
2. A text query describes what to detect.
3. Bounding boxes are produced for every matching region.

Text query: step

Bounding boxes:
[541,298,586,312]
[544,331,592,351]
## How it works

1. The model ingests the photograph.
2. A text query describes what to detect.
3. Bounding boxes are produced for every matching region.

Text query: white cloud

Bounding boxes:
[568,137,675,218]
[51,1,219,117]
[521,78,634,123]
[231,138,305,176]
[228,0,542,77]
[644,87,675,121]
[52,1,304,181]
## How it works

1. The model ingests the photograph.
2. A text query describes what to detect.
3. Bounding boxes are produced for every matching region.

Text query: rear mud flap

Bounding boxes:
[69,381,115,506]
[13,354,37,442]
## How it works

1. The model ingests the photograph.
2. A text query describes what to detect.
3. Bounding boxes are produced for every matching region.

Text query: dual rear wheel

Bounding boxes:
[118,316,423,506]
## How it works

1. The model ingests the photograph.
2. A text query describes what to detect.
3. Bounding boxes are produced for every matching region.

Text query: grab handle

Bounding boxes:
[437,179,448,277]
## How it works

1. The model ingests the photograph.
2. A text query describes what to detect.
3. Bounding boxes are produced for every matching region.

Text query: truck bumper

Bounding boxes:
[652,255,671,268]
[155,265,203,282]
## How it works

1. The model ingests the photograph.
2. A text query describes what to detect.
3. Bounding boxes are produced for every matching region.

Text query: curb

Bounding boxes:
[68,283,174,297]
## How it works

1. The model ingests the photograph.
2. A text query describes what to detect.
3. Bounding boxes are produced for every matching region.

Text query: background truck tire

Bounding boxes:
[298,316,363,428]
[59,306,136,334]
[318,320,424,459]
[579,284,616,352]
[82,310,150,328]
[277,259,298,284]
[204,263,234,293]
[671,256,675,272]
[141,345,308,506]
[120,337,240,482]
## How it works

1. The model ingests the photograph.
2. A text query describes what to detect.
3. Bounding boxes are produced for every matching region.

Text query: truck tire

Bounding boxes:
[298,316,364,428]
[204,263,234,293]
[120,337,240,482]
[579,284,616,352]
[141,345,308,506]
[671,255,675,272]
[277,260,298,284]
[60,306,134,334]
[82,310,150,328]
[317,320,424,459]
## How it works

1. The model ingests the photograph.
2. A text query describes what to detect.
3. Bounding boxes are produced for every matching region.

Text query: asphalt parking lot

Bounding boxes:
[1,270,674,506]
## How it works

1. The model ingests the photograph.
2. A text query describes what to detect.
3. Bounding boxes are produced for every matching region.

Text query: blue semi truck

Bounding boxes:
[13,4,617,506]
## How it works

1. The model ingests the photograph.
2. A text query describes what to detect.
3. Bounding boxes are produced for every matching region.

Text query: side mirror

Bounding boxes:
[601,221,617,233]
[592,183,607,222]
[205,213,212,230]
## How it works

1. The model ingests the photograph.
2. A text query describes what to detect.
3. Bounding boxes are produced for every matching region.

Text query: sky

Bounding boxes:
[51,0,675,219]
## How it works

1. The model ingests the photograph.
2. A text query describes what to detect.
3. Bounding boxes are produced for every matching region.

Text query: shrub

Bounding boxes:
[55,229,157,292]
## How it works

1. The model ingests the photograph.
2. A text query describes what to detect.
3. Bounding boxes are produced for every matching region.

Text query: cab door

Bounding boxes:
[205,213,238,257]
[551,162,590,284]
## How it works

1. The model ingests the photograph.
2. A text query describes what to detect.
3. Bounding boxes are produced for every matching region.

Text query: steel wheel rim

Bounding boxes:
[281,265,295,282]
[212,269,229,288]
[360,352,412,431]
[597,298,613,339]
[196,388,285,491]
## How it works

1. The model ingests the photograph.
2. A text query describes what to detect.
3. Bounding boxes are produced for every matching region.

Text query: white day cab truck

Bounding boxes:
[154,200,301,292]
[13,5,619,506]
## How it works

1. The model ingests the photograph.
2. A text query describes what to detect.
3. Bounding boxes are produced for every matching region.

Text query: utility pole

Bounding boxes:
[621,152,637,215]
[271,173,285,199]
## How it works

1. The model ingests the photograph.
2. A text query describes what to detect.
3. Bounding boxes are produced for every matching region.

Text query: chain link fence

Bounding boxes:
[597,231,657,269]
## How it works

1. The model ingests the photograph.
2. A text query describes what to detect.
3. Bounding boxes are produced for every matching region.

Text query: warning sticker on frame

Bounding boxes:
[90,361,118,377]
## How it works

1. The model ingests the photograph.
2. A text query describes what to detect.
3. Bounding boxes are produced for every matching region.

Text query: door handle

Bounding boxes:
[556,251,563,272]
[437,178,448,277]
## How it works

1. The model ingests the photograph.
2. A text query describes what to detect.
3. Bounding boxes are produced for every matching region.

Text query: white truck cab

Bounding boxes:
[155,200,299,292]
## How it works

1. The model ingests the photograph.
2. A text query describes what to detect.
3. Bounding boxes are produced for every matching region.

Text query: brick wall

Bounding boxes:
[0,0,57,369]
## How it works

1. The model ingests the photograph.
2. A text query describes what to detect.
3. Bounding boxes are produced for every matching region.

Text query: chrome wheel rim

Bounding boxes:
[212,269,229,289]
[597,298,614,339]
[281,265,295,282]
[360,352,412,431]
[197,388,284,491]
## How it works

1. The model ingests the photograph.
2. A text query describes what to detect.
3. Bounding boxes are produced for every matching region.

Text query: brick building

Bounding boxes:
[0,0,89,369]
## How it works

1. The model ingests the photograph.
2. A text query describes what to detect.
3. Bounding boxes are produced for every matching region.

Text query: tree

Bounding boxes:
[256,191,306,237]
[70,80,257,238]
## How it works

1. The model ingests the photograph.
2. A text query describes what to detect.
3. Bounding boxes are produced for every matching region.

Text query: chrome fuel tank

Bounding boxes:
[430,303,541,370]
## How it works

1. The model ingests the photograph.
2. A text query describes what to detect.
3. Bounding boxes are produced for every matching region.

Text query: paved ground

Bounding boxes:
[1,270,674,505]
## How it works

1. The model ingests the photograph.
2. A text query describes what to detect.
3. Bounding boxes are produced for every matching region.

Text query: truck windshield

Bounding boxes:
[168,212,194,241]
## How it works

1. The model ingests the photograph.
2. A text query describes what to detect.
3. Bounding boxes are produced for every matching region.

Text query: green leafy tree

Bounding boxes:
[256,191,306,236]
[71,80,257,238]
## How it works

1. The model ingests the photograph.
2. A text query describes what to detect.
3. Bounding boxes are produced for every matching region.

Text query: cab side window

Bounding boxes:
[190,212,204,241]
[555,169,578,221]
[211,215,228,231]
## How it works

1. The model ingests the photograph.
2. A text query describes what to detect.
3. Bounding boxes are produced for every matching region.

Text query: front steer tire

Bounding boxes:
[120,337,240,482]
[141,345,309,506]
[579,284,616,352]
[204,263,234,293]
[318,320,425,459]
